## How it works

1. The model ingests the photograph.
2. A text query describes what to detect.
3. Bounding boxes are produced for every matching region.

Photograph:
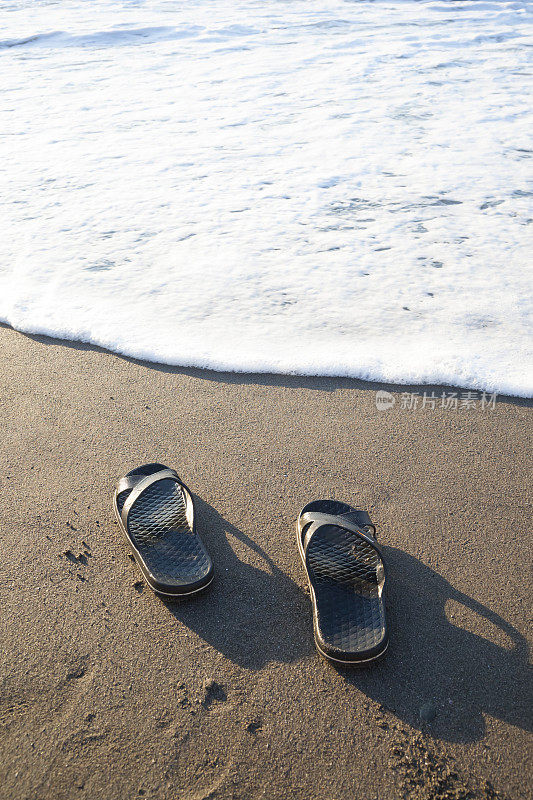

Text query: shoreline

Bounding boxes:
[1,322,531,404]
[0,323,531,800]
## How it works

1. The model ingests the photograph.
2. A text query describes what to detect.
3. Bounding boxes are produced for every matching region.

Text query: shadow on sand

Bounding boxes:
[337,545,532,743]
[160,500,531,744]
[160,497,313,669]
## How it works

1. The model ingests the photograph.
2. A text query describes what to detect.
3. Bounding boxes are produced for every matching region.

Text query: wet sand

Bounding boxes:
[0,323,531,799]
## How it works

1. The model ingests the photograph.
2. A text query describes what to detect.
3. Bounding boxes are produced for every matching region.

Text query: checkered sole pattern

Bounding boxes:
[116,479,211,587]
[306,525,386,654]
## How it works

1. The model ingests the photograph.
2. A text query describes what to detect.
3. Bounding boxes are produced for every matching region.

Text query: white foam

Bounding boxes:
[1,0,531,395]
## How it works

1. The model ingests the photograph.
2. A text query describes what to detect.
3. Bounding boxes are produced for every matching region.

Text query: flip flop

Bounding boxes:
[113,463,213,599]
[297,500,388,665]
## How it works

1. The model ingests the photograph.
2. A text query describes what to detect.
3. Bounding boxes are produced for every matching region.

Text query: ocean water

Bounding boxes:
[1,0,532,396]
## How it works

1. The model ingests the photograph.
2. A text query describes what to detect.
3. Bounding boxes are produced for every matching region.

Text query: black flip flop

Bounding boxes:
[113,463,213,599]
[297,500,388,665]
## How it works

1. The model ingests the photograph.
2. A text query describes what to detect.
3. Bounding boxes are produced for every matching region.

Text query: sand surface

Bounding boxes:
[0,324,531,799]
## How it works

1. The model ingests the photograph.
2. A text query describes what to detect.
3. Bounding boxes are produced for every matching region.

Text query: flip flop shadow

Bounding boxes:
[336,545,532,742]
[157,502,531,742]
[160,497,312,669]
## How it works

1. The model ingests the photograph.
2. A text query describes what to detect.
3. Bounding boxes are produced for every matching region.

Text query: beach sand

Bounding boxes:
[0,323,531,800]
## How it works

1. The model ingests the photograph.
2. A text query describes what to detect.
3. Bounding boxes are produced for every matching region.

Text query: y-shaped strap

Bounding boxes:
[120,469,180,532]
[301,511,383,558]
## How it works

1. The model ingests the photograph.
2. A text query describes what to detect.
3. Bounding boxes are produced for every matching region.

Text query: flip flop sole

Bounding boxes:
[298,501,388,665]
[114,465,213,599]
[112,501,213,598]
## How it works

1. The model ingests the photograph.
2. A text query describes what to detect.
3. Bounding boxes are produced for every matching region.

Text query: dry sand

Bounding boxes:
[0,323,531,800]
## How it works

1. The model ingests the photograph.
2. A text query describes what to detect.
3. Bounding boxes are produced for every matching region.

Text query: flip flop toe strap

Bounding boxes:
[301,512,383,558]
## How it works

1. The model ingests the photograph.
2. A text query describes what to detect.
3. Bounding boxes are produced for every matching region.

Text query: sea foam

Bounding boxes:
[1,0,531,395]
